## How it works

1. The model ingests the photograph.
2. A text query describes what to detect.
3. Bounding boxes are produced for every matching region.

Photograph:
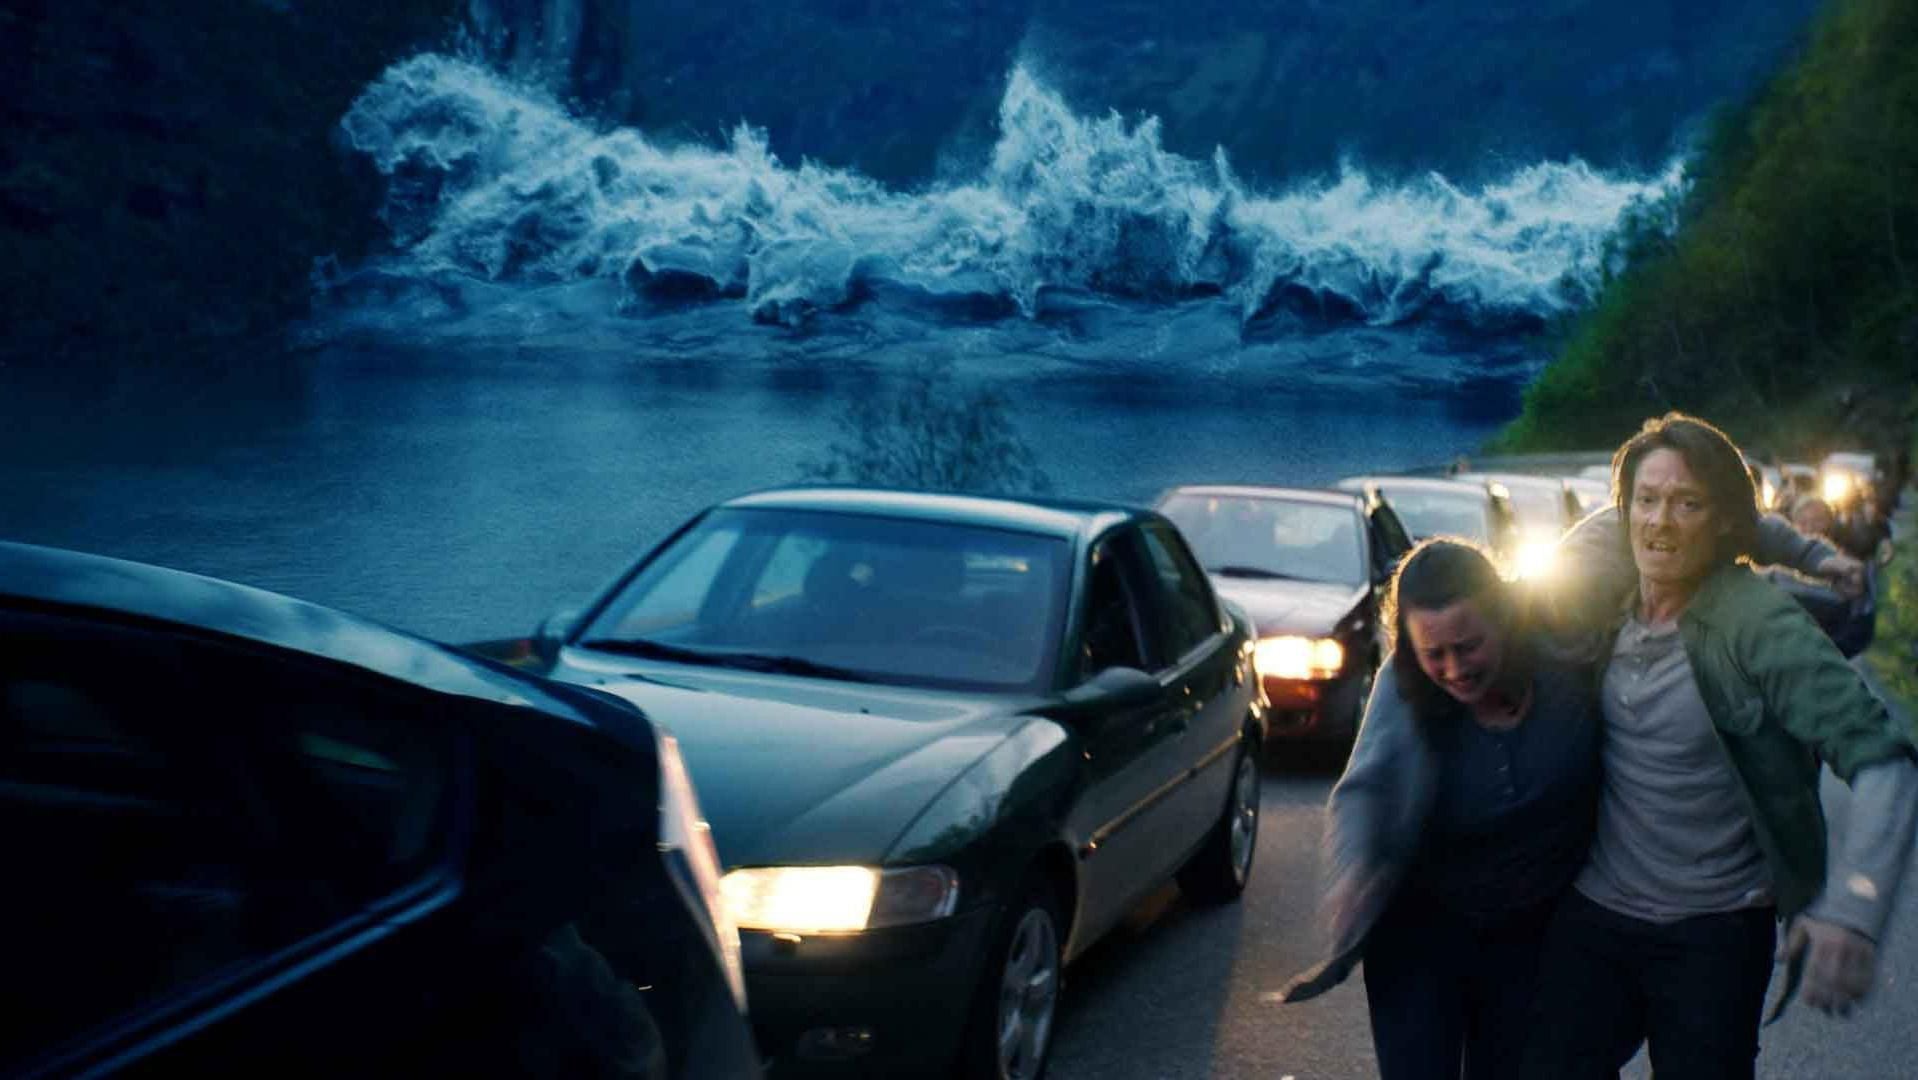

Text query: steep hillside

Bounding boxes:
[0,1,461,368]
[1496,0,1918,458]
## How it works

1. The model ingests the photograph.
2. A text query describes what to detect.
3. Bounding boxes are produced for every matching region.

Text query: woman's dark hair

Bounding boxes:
[1385,538,1528,718]
[1611,412,1760,567]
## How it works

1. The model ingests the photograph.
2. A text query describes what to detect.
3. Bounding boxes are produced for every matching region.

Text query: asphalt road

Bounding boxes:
[1045,759,1918,1080]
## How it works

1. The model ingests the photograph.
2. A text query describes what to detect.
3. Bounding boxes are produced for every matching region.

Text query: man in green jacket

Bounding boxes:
[1526,413,1918,1079]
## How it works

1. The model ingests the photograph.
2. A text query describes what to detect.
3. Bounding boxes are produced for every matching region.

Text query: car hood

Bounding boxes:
[551,651,1033,869]
[1209,577,1366,637]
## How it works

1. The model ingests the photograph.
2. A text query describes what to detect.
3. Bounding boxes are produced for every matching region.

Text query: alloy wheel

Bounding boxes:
[995,905,1060,1080]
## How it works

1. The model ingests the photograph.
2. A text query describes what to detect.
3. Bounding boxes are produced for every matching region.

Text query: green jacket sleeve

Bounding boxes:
[1734,586,1914,781]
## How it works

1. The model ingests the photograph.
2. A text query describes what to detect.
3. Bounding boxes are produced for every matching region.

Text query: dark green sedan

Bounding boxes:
[520,488,1265,1079]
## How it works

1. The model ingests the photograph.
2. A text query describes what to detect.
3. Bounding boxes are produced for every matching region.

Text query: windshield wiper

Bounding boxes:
[710,652,878,683]
[576,639,876,683]
[578,638,727,665]
[1209,564,1303,580]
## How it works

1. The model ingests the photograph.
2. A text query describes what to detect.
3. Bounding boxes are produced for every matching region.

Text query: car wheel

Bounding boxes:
[1176,736,1260,904]
[959,878,1064,1080]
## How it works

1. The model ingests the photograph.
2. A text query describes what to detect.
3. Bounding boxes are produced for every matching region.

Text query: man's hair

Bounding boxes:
[1611,412,1760,566]
[1385,538,1528,718]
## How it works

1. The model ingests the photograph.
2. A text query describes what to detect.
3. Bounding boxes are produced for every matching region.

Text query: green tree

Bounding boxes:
[801,360,1054,495]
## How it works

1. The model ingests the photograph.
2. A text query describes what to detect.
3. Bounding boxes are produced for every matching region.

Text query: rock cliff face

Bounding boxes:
[0,0,1824,367]
[0,0,462,367]
[466,0,1823,185]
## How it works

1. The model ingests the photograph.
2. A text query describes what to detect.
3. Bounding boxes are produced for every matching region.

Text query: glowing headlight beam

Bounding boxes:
[1514,540,1561,582]
[1255,635,1344,680]
[720,866,878,933]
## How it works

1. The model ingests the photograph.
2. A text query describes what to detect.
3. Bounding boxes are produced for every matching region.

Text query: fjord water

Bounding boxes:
[3,19,1706,642]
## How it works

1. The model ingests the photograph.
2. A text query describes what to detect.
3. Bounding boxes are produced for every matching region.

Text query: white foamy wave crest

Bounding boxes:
[333,54,1683,332]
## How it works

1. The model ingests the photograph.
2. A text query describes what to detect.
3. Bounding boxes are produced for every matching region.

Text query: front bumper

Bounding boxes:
[742,903,998,1076]
[1261,669,1368,741]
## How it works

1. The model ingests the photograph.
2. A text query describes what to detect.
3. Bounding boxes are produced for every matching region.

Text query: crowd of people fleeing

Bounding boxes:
[1281,412,1916,1079]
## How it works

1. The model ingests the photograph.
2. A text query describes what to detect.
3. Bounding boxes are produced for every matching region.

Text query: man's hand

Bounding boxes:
[1815,553,1867,599]
[1780,916,1878,1016]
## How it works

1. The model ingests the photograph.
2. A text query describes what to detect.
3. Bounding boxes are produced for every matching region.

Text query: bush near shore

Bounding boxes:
[1494,0,1918,462]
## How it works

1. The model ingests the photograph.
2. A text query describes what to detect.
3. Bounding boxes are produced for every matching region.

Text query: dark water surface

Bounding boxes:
[1,347,1503,642]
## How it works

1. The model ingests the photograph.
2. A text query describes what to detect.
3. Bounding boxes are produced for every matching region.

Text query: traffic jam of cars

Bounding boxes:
[0,450,1892,1079]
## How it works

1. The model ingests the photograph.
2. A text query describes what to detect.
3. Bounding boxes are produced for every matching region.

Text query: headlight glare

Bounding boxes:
[722,866,877,933]
[719,864,961,933]
[1255,635,1344,680]
[1514,539,1560,581]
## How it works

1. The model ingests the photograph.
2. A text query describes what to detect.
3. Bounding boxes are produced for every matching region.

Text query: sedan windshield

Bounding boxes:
[578,508,1070,691]
[1373,484,1492,543]
[1159,494,1363,585]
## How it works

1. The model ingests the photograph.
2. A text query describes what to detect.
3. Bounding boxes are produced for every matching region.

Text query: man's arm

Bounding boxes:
[1757,511,1864,597]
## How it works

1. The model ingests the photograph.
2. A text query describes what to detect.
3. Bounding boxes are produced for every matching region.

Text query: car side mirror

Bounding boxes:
[532,607,583,666]
[1059,666,1161,715]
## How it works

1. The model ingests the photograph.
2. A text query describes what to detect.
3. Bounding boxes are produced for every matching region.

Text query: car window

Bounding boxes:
[1159,492,1365,585]
[585,507,1072,692]
[1077,537,1150,680]
[1135,523,1220,664]
[607,522,744,637]
[0,611,453,1073]
[1374,484,1493,544]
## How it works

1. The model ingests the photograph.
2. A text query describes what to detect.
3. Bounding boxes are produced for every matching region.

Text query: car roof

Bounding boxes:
[1456,471,1567,491]
[721,486,1143,541]
[1159,484,1365,511]
[1339,475,1493,496]
[0,540,618,725]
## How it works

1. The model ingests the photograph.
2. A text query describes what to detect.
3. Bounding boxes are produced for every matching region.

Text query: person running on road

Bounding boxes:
[1281,538,1601,1080]
[1523,413,1918,1079]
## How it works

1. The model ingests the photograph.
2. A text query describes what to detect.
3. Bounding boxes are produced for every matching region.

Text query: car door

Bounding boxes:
[1129,521,1246,853]
[0,608,475,1078]
[1360,501,1412,653]
[1060,527,1203,945]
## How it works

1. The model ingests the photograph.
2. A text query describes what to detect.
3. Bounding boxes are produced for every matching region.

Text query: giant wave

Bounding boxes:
[317,53,1682,359]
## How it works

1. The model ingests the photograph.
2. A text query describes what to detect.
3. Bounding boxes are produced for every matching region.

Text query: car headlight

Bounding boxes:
[1823,471,1854,505]
[1514,538,1561,582]
[1254,636,1344,680]
[720,864,960,934]
[657,732,748,1014]
[1761,478,1777,510]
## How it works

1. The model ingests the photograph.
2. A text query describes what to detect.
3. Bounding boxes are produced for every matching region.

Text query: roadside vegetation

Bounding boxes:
[1494,0,1918,461]
[1863,429,1918,719]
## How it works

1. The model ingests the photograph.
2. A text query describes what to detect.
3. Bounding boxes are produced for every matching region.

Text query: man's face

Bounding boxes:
[1629,447,1725,590]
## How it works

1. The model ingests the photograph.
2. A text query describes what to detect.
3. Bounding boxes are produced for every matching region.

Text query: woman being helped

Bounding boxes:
[1280,538,1602,1080]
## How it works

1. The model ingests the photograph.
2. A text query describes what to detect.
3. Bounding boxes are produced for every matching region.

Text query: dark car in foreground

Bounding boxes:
[1156,485,1410,747]
[0,541,757,1079]
[514,488,1264,1079]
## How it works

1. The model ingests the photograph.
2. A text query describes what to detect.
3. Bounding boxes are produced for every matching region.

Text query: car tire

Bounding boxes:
[958,877,1065,1080]
[1176,735,1260,904]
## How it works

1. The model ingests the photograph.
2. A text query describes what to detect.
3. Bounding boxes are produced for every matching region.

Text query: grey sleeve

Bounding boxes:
[1324,662,1427,876]
[1806,663,1918,940]
[1807,756,1918,941]
[1753,512,1838,574]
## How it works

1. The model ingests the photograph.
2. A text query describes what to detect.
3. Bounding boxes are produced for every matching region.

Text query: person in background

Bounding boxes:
[1280,539,1601,1080]
[1769,494,1877,657]
[1789,494,1837,540]
[1524,413,1918,1079]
